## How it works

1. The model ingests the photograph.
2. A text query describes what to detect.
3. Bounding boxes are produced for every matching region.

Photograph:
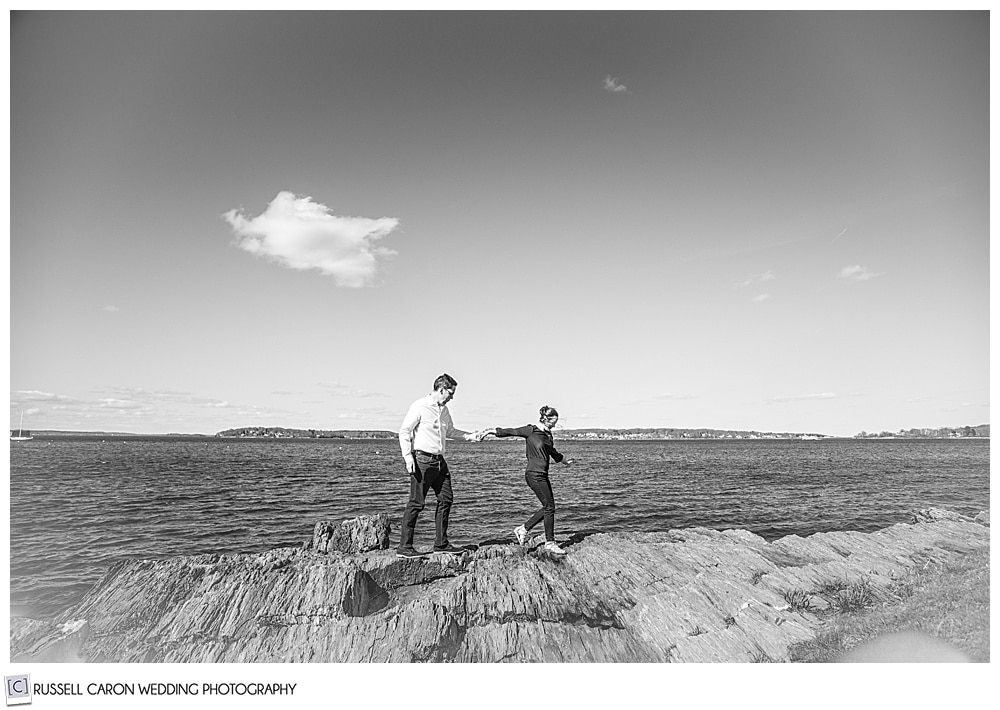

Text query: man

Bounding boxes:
[397,373,484,558]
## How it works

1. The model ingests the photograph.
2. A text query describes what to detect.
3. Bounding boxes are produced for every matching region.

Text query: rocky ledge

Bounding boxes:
[10,508,989,663]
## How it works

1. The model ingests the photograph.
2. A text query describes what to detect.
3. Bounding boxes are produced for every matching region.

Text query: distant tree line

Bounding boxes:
[216,427,396,439]
[854,425,989,439]
[214,424,990,441]
[555,428,826,440]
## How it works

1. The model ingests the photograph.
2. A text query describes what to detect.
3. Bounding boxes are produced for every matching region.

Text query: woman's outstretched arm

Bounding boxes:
[493,425,534,438]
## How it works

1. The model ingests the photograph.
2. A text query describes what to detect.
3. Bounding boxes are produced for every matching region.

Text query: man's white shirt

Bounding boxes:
[399,394,470,462]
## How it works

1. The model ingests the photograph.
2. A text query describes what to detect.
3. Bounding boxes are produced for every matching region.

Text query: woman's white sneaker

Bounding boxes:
[543,541,566,555]
[513,525,529,545]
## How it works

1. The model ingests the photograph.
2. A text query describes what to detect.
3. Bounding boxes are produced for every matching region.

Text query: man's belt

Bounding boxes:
[415,450,444,459]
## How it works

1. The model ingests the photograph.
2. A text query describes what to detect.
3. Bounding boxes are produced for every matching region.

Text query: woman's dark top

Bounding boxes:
[494,425,564,474]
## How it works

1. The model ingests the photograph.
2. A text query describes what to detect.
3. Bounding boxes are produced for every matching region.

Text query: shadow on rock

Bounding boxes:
[563,530,603,547]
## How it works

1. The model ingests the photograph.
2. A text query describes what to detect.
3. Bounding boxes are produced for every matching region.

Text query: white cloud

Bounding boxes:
[318,381,390,398]
[223,191,400,287]
[106,387,231,408]
[751,294,771,303]
[103,305,121,313]
[735,271,776,288]
[838,264,883,281]
[603,75,629,94]
[232,405,277,420]
[771,393,837,403]
[13,390,76,403]
[97,398,152,411]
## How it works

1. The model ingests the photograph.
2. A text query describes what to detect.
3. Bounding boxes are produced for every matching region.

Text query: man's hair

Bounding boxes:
[539,405,559,420]
[433,373,458,392]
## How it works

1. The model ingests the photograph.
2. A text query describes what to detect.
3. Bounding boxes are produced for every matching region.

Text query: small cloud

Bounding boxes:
[838,264,883,282]
[318,381,390,399]
[103,305,121,313]
[223,191,400,287]
[232,404,277,420]
[771,393,837,403]
[13,390,76,403]
[735,271,776,289]
[652,393,696,401]
[751,294,771,303]
[603,75,629,94]
[93,398,155,417]
[97,398,149,410]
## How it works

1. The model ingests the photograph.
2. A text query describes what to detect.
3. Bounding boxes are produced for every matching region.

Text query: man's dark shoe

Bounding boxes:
[432,545,466,555]
[395,547,427,559]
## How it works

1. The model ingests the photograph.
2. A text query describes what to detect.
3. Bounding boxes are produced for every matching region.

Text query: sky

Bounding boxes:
[8,11,990,438]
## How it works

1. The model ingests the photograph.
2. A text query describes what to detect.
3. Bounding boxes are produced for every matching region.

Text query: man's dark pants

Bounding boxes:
[399,452,454,550]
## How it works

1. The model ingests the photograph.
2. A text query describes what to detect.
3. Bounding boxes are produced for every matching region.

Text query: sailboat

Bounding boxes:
[11,412,32,441]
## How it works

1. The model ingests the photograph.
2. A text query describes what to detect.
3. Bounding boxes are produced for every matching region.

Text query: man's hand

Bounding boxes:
[404,457,415,474]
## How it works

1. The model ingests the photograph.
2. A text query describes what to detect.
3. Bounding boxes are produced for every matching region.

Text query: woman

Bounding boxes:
[489,406,573,555]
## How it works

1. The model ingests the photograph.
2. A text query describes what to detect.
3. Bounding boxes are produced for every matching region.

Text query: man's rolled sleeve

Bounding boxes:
[443,410,471,441]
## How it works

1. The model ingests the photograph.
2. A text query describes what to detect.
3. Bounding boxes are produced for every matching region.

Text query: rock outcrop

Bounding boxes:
[311,514,391,554]
[10,510,989,663]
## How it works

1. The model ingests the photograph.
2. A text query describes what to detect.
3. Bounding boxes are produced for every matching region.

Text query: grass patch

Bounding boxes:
[830,578,877,613]
[789,547,989,662]
[782,588,813,612]
[750,570,767,585]
[814,578,848,596]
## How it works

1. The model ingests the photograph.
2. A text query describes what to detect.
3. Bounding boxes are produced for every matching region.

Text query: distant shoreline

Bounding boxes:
[15,431,989,443]
[18,421,988,441]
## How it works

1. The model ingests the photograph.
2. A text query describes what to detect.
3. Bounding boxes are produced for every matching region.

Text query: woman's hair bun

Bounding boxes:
[539,405,548,416]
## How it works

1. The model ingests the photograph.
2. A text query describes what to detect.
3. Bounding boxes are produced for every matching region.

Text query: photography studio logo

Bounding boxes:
[5,676,31,706]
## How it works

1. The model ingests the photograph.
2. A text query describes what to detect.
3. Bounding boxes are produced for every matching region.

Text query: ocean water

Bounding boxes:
[8,437,990,618]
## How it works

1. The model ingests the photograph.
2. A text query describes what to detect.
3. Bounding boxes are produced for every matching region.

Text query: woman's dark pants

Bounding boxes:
[524,471,556,541]
[399,453,453,550]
